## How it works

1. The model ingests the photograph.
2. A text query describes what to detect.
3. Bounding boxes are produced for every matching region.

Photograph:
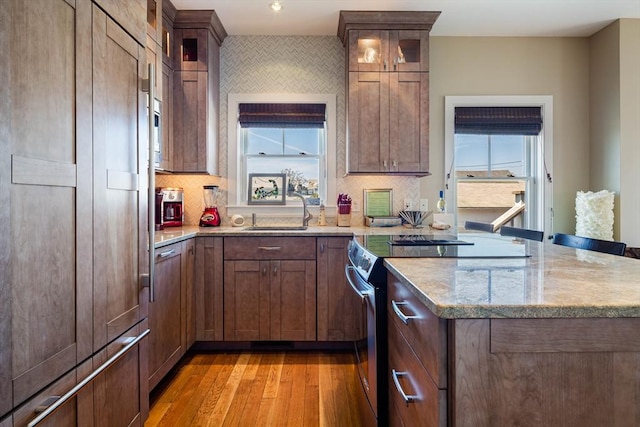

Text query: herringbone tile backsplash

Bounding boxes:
[159,35,420,226]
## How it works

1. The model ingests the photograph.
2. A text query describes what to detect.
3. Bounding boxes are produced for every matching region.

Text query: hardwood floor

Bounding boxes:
[146,351,363,427]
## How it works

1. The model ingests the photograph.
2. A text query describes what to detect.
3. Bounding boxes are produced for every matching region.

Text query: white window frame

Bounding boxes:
[227,93,337,217]
[444,95,554,235]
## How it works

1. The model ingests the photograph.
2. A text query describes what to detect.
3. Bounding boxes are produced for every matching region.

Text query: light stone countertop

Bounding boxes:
[155,225,640,320]
[384,241,640,319]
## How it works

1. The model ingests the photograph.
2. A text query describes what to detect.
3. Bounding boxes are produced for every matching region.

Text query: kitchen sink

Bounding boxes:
[243,226,308,231]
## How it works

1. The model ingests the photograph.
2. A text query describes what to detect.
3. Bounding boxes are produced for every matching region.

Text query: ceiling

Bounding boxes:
[171,0,640,37]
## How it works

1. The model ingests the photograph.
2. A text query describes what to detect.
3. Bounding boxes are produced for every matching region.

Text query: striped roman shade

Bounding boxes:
[455,106,542,135]
[239,103,326,128]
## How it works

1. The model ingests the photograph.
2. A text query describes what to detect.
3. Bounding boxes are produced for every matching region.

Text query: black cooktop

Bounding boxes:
[387,234,474,246]
[360,233,530,259]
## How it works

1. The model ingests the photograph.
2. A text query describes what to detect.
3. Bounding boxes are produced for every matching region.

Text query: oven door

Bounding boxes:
[345,265,378,420]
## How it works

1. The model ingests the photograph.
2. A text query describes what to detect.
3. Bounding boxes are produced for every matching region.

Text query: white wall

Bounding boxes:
[619,19,640,247]
[590,19,640,245]
[427,36,591,235]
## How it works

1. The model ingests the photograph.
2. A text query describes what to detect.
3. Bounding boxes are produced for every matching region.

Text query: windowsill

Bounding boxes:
[227,204,337,217]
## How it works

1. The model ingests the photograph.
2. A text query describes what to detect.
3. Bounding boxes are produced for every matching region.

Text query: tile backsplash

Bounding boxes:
[158,35,421,227]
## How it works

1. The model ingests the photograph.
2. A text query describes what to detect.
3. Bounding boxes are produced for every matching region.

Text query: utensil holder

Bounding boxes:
[338,213,351,227]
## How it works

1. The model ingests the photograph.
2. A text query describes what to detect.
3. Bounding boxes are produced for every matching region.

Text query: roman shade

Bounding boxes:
[239,103,326,128]
[455,106,542,135]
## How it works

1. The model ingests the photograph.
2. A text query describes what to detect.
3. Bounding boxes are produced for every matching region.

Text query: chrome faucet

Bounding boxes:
[287,191,313,227]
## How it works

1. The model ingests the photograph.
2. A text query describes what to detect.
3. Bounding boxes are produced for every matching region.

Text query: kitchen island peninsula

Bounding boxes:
[384,240,640,426]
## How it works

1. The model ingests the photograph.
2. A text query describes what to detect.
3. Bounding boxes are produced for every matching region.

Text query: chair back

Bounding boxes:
[552,233,626,256]
[500,226,544,242]
[464,221,494,233]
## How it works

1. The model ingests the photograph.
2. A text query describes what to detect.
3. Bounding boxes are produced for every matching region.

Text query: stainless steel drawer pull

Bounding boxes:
[27,329,150,427]
[157,249,176,258]
[391,300,419,325]
[392,369,418,405]
[258,246,281,250]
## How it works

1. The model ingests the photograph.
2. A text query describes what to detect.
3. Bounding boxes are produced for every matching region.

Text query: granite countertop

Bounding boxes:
[384,241,640,319]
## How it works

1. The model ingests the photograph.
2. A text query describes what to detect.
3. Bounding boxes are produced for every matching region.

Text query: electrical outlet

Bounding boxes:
[420,198,429,211]
[404,199,413,210]
[352,200,361,212]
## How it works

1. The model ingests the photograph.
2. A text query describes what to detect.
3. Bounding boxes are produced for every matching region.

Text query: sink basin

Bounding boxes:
[243,226,308,231]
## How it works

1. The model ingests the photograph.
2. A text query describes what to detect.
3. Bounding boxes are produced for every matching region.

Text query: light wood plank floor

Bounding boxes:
[146,351,362,427]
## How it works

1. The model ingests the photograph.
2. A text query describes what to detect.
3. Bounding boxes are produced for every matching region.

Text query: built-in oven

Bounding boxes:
[346,239,387,426]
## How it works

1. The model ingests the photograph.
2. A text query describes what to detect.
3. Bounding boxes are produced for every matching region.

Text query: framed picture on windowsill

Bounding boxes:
[248,173,286,205]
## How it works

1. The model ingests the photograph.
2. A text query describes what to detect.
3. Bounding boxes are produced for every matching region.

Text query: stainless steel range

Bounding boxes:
[345,233,529,425]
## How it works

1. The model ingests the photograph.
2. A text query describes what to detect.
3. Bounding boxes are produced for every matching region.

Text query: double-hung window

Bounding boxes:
[240,103,326,204]
[445,96,554,234]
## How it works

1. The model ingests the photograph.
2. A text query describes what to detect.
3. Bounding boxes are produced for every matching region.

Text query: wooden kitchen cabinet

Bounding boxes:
[1,0,94,415]
[92,2,148,352]
[223,237,317,341]
[346,29,431,73]
[1,0,149,423]
[149,242,188,391]
[338,11,439,176]
[317,237,363,341]
[195,237,224,341]
[171,11,226,174]
[387,274,447,427]
[184,239,197,348]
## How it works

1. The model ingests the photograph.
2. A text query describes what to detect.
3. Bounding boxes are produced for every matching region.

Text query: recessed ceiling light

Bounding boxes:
[269,0,283,12]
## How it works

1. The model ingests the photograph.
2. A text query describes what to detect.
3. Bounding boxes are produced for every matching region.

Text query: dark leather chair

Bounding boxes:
[464,221,494,233]
[500,226,544,242]
[552,233,627,256]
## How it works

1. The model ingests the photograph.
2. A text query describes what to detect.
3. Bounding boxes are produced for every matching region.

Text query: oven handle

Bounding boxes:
[391,300,419,325]
[345,265,372,302]
[391,369,419,405]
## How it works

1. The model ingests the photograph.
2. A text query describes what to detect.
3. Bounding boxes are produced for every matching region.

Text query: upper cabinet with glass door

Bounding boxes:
[347,29,431,73]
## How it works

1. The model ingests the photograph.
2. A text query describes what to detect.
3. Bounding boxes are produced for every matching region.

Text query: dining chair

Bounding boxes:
[552,233,627,256]
[500,226,544,242]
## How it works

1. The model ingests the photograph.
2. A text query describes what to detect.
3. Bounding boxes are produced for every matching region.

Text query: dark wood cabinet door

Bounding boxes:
[160,61,173,171]
[1,0,93,412]
[272,260,317,341]
[348,71,390,173]
[196,237,224,341]
[149,243,185,391]
[317,237,362,341]
[389,72,429,173]
[172,70,208,172]
[184,239,197,348]
[92,322,149,427]
[92,4,148,350]
[224,260,271,341]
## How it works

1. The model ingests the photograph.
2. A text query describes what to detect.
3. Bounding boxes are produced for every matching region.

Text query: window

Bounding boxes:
[444,96,554,234]
[227,94,337,214]
[240,103,325,205]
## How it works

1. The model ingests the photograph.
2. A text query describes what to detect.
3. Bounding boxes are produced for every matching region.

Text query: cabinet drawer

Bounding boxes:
[224,237,316,260]
[387,274,447,388]
[388,319,446,427]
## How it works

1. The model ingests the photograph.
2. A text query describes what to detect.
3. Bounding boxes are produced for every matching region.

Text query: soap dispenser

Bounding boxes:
[318,200,326,226]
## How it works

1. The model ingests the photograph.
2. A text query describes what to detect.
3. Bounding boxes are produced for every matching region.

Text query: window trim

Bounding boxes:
[227,93,337,216]
[444,95,554,235]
